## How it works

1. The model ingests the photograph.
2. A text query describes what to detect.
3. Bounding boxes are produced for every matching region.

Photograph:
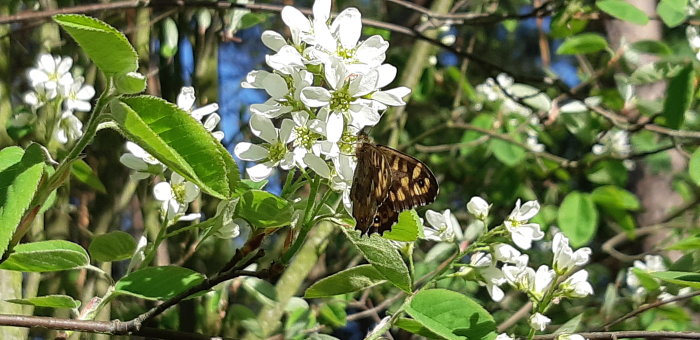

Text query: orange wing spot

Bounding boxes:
[412,165,423,179]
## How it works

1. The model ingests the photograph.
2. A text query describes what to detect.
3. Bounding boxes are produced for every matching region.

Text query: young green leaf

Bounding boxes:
[405,289,496,340]
[648,271,700,289]
[597,0,649,25]
[383,210,420,242]
[111,96,239,199]
[0,144,46,253]
[557,191,598,247]
[630,40,673,56]
[160,18,179,58]
[114,266,206,300]
[341,228,412,292]
[6,295,81,309]
[89,231,137,262]
[557,33,609,55]
[0,240,89,272]
[237,190,293,228]
[53,14,138,75]
[305,264,386,298]
[71,159,106,194]
[657,0,688,27]
[661,64,694,129]
[395,318,446,339]
[490,137,526,167]
[318,302,347,328]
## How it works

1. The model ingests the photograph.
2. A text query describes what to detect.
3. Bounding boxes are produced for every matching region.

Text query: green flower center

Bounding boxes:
[171,182,187,204]
[268,141,288,163]
[339,132,357,155]
[330,89,352,112]
[295,126,322,149]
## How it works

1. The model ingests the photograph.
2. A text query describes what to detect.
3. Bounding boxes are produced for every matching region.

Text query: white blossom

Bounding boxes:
[528,313,550,331]
[467,196,490,220]
[504,199,544,249]
[234,115,295,181]
[120,141,164,180]
[54,111,83,144]
[61,76,95,112]
[423,209,462,242]
[560,269,594,298]
[153,172,201,221]
[27,54,73,91]
[552,233,591,274]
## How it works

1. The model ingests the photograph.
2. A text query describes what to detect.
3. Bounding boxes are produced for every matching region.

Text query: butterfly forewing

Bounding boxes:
[350,142,392,234]
[350,141,439,236]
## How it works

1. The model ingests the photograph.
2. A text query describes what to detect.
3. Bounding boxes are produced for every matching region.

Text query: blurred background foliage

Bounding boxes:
[1,0,700,339]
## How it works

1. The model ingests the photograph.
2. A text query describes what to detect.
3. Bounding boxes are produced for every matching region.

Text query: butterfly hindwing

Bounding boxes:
[351,141,439,236]
[350,142,391,234]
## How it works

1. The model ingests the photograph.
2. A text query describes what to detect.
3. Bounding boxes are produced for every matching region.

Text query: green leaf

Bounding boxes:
[239,13,268,30]
[0,144,46,253]
[405,289,496,340]
[305,264,386,298]
[111,96,239,199]
[395,318,446,339]
[555,314,583,335]
[556,33,609,55]
[383,210,420,242]
[689,148,700,186]
[630,40,673,56]
[591,185,640,211]
[629,62,684,85]
[490,137,526,167]
[71,159,106,194]
[237,190,292,228]
[631,268,661,290]
[114,266,205,300]
[649,271,700,289]
[657,0,688,27]
[586,160,628,186]
[597,0,649,25]
[557,191,598,247]
[53,14,137,74]
[0,240,89,272]
[318,302,347,328]
[88,231,137,262]
[667,236,700,250]
[240,179,268,190]
[341,228,412,292]
[160,18,178,58]
[6,295,81,309]
[115,72,146,94]
[241,277,277,305]
[661,65,694,129]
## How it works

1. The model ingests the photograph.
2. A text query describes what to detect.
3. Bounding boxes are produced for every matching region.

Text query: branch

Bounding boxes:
[0,314,225,340]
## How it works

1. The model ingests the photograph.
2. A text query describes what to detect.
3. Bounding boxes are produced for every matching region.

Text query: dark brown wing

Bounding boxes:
[350,142,391,235]
[376,145,439,212]
[368,202,399,236]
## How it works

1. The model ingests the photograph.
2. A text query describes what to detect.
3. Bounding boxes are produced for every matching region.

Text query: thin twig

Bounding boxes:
[597,290,700,331]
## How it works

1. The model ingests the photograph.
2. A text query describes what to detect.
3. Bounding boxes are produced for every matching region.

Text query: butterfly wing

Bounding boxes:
[377,145,439,212]
[350,142,392,235]
[368,202,400,235]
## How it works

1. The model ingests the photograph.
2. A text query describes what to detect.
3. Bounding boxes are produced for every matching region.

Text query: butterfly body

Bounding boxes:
[350,141,438,236]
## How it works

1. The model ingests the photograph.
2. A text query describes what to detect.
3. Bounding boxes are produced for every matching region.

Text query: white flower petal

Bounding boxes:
[261,30,287,52]
[300,87,332,107]
[304,153,330,178]
[250,115,278,144]
[247,162,274,182]
[234,142,268,161]
[153,182,173,201]
[177,87,196,110]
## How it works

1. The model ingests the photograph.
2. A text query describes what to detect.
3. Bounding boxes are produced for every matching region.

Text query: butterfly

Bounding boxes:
[350,140,439,236]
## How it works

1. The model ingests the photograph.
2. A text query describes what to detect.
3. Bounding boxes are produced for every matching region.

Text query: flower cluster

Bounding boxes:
[234,0,410,196]
[456,198,593,333]
[626,254,692,303]
[20,54,96,144]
